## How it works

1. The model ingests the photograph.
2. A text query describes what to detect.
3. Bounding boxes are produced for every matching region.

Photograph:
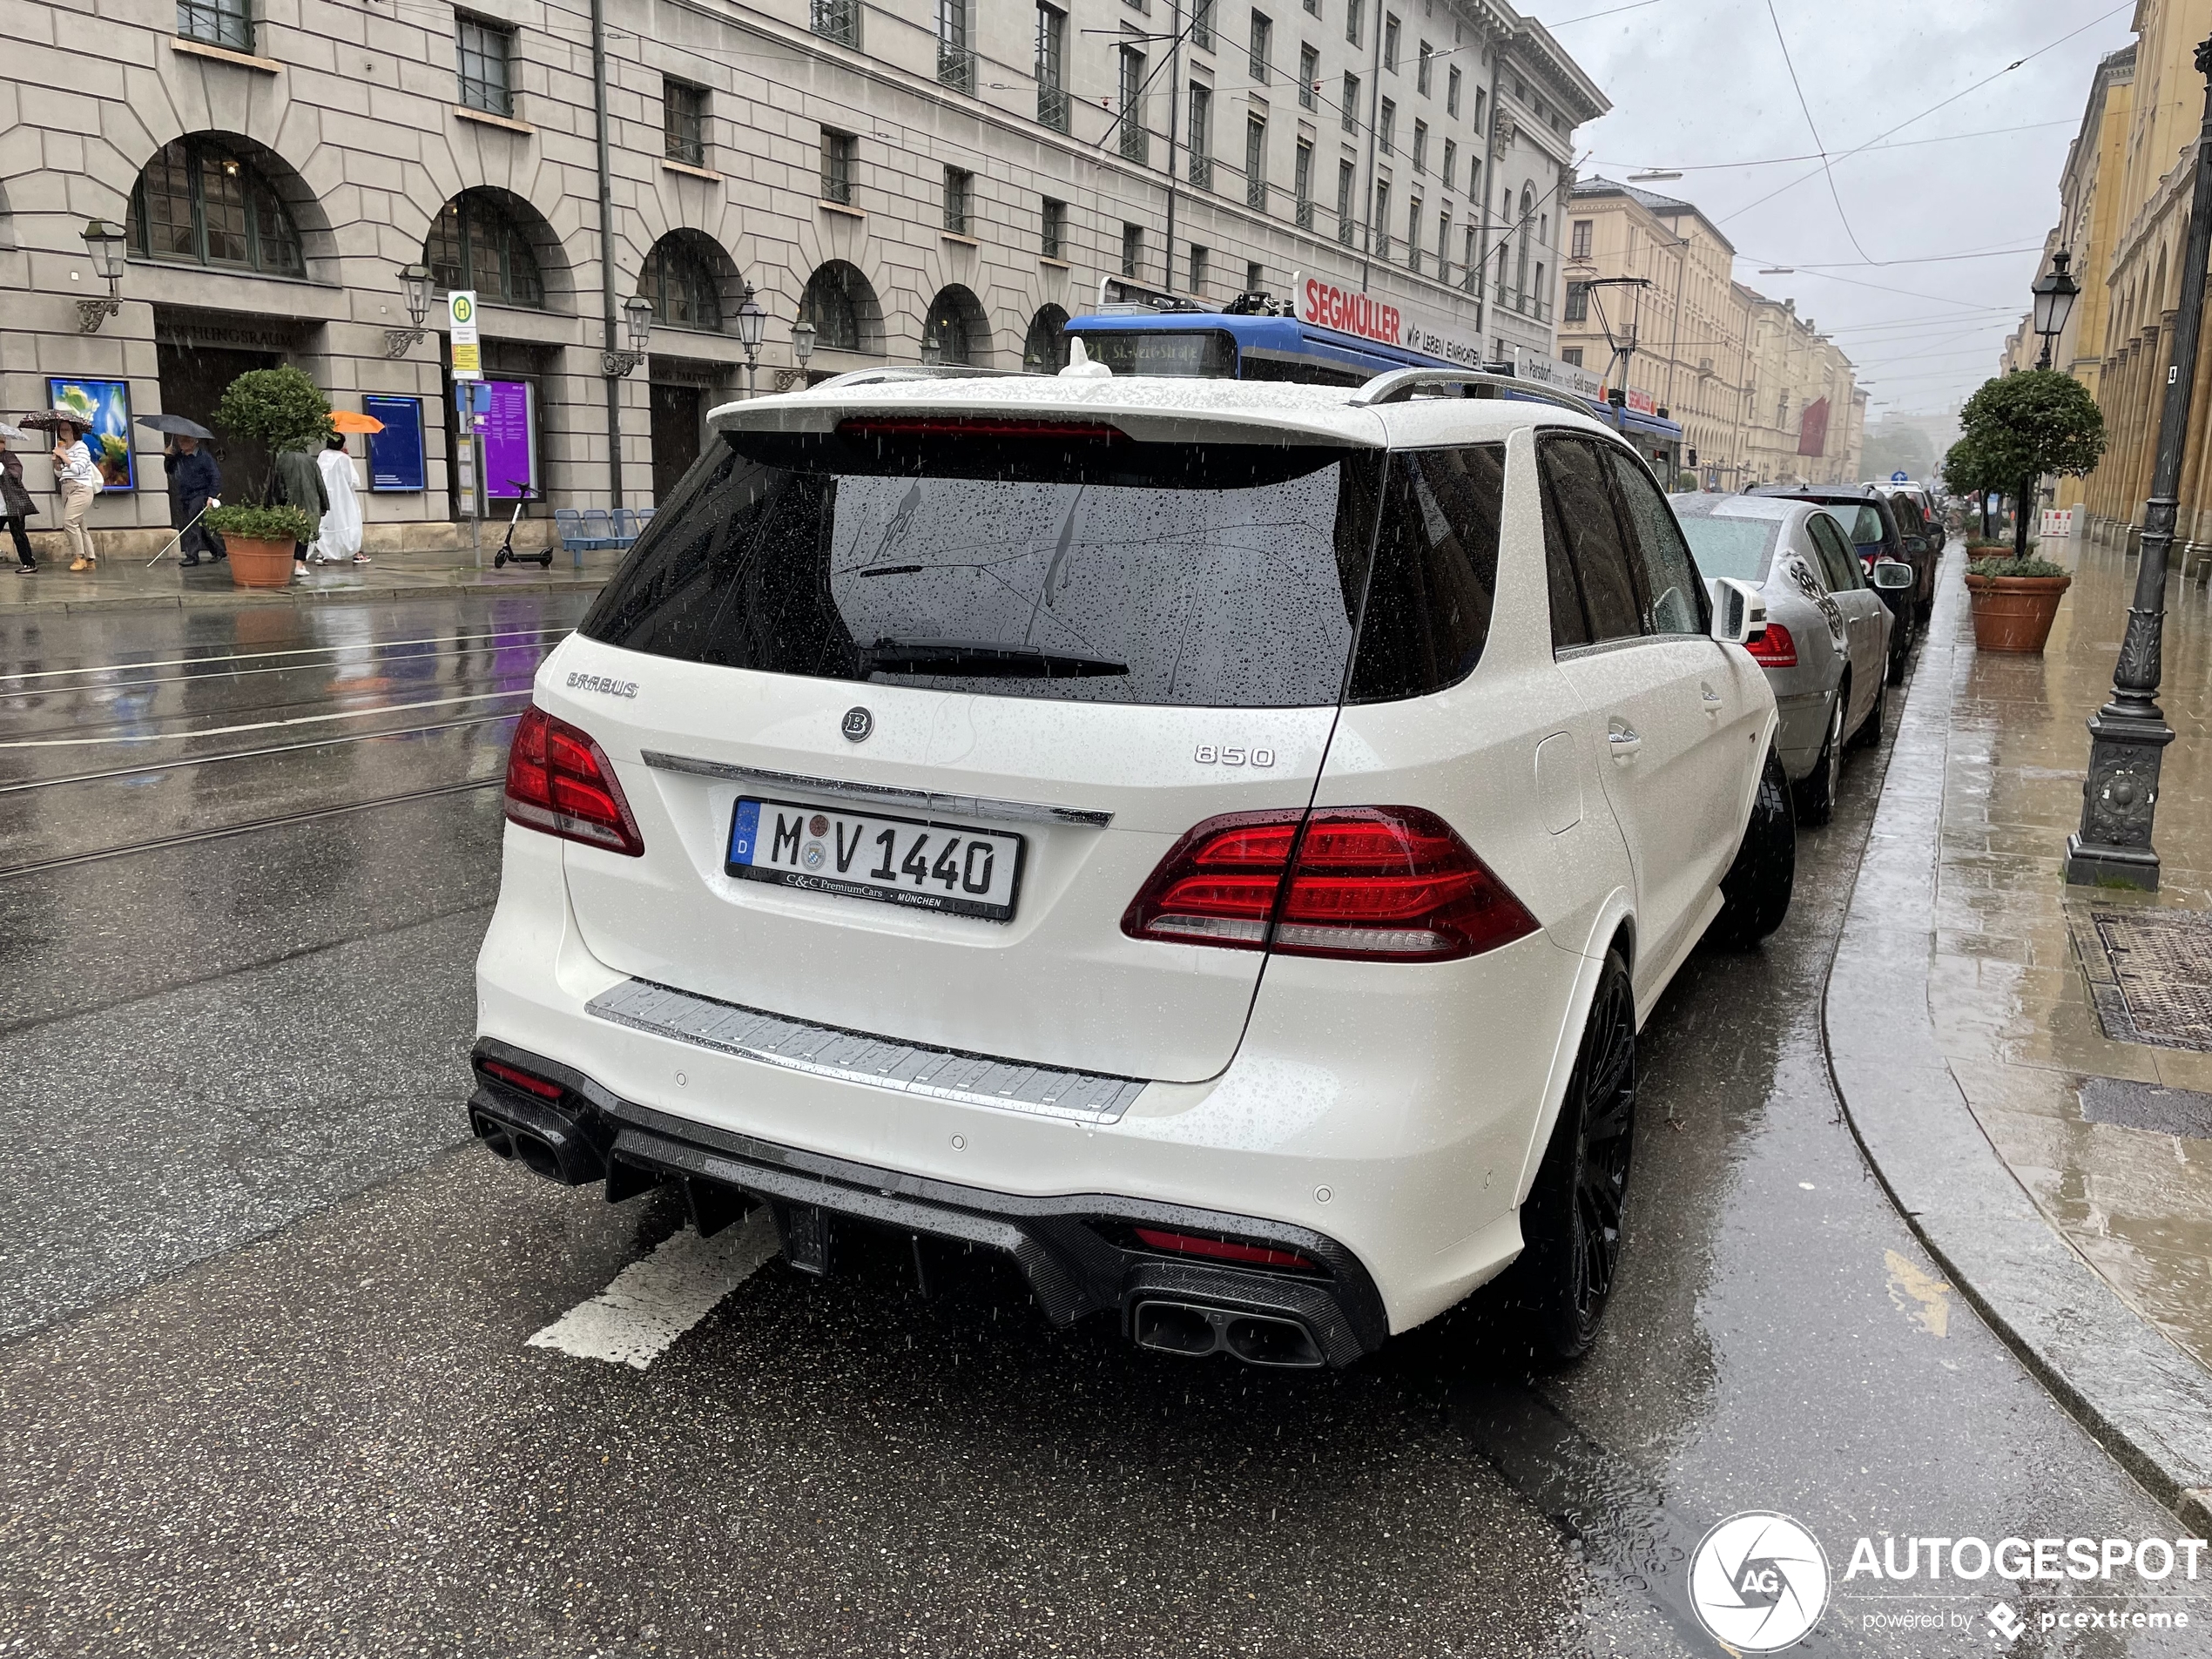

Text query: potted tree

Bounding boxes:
[1952,369,2106,653]
[207,367,334,589]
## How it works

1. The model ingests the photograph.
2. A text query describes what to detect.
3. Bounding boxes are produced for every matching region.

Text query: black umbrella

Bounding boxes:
[136,413,215,440]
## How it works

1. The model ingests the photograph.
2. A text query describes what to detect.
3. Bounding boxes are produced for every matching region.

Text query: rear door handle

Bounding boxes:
[1700,683,1723,715]
[1608,718,1642,759]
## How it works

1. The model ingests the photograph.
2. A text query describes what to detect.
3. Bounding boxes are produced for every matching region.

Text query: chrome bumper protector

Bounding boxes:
[585,977,1149,1124]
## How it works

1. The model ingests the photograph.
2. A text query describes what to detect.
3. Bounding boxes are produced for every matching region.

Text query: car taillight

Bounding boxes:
[1745,621,1797,668]
[479,1058,563,1099]
[1130,1226,1319,1272]
[503,705,645,856]
[1122,806,1538,962]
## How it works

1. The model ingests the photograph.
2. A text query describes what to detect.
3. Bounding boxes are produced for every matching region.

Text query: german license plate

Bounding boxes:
[726,797,1025,922]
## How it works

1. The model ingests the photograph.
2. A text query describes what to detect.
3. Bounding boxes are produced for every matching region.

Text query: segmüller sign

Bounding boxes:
[1291,272,1485,368]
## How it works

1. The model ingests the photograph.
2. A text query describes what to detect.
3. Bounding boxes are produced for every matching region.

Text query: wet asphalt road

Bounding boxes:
[0,597,2201,1657]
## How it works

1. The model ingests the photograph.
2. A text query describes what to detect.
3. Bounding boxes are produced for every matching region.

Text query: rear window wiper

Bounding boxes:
[860,638,1130,678]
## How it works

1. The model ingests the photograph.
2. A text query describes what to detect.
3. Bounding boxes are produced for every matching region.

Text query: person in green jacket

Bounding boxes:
[272,445,329,578]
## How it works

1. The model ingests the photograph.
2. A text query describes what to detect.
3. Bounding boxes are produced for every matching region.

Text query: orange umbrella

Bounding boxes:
[330,410,385,434]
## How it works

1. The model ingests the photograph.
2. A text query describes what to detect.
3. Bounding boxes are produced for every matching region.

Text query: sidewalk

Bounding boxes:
[1826,532,2212,1530]
[0,540,630,617]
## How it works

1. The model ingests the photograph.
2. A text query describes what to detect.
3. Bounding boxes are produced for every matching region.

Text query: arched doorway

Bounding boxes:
[637,230,745,502]
[923,284,989,365]
[799,260,883,355]
[128,133,326,509]
[1022,304,1070,373]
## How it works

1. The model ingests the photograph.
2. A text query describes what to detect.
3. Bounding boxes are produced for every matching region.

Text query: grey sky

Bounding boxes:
[1532,0,2140,415]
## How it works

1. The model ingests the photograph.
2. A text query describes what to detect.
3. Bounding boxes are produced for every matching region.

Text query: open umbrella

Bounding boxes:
[22,409,91,433]
[329,410,385,435]
[0,425,29,445]
[135,413,216,440]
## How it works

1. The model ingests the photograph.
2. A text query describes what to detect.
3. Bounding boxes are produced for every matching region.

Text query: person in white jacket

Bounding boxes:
[314,435,368,564]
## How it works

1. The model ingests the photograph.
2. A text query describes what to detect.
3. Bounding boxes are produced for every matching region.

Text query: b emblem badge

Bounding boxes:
[841,706,873,743]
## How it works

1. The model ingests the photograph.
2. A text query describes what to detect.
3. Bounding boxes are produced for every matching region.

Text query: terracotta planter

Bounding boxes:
[221,535,296,590]
[1965,572,2071,653]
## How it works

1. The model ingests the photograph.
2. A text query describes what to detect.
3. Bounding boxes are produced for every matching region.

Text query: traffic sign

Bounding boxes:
[448,289,482,381]
[1890,469,1909,484]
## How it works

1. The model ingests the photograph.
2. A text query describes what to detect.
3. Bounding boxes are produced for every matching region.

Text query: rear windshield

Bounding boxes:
[580,428,1508,708]
[581,426,1382,708]
[1067,330,1237,378]
[1676,514,1778,582]
[1826,502,1886,546]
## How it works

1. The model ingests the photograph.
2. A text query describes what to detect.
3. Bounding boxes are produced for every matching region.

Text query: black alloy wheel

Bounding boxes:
[1504,950,1638,1361]
[1794,691,1844,826]
[1714,746,1796,946]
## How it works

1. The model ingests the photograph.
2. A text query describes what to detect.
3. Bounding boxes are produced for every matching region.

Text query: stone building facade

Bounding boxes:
[2031,4,2212,560]
[1556,177,1862,490]
[0,0,1603,554]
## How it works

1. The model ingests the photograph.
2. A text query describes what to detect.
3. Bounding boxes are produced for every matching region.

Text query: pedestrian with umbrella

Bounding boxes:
[0,423,39,574]
[138,413,221,568]
[24,409,101,571]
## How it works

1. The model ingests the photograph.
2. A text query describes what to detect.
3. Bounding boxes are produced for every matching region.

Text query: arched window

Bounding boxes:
[126,137,303,275]
[425,190,545,307]
[800,260,879,353]
[639,232,725,331]
[924,284,989,365]
[1022,303,1070,373]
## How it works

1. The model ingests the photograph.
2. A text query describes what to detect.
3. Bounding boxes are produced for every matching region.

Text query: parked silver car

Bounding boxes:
[1671,493,1910,824]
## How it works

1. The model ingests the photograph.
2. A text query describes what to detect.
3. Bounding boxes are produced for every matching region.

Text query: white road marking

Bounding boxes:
[0,687,529,749]
[525,1211,779,1370]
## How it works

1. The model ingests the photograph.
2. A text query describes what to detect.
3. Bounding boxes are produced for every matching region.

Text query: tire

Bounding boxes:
[1714,746,1796,947]
[1500,949,1637,1362]
[1793,691,1844,826]
[1852,675,1885,749]
[1887,610,1912,685]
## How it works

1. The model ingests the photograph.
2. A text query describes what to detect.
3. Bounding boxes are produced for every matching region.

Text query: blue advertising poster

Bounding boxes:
[46,377,135,491]
[364,395,425,492]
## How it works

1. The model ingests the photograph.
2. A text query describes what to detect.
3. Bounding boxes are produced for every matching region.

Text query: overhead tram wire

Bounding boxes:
[1763,0,1877,266]
[1716,0,2137,229]
[1592,118,2082,176]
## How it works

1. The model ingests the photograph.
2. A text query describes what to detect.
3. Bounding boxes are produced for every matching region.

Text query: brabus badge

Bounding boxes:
[841,706,874,743]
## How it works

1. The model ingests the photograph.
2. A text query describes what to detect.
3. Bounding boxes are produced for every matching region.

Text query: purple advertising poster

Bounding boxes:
[482,379,536,499]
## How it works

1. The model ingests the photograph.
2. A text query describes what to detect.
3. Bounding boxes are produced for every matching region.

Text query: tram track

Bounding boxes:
[0,624,576,690]
[0,774,507,881]
[0,711,524,796]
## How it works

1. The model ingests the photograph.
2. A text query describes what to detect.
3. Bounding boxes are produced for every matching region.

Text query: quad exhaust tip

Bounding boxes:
[1130,1298,1325,1369]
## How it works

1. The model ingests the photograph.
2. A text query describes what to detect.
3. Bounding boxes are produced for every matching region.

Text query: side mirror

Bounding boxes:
[1871,559,1915,590]
[1711,577,1767,646]
[1903,535,1929,556]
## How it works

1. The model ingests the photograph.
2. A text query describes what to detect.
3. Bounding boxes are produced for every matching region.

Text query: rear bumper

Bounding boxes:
[469,1035,1390,1366]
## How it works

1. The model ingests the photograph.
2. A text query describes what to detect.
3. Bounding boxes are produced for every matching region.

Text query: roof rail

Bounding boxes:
[806,365,1024,391]
[1349,368,1598,419]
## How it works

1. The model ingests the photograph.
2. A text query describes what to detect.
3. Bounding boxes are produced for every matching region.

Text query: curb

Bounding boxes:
[0,574,607,617]
[1823,544,2212,1538]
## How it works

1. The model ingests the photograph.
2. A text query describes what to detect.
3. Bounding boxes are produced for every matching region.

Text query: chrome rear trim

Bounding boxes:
[587,977,1149,1125]
[640,751,1113,828]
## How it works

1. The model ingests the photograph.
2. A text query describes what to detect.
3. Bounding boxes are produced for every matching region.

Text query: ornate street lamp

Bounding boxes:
[2066,37,2212,888]
[2031,250,2080,371]
[385,263,434,358]
[603,295,654,377]
[733,283,766,397]
[77,218,126,333]
[920,331,943,369]
[792,320,817,370]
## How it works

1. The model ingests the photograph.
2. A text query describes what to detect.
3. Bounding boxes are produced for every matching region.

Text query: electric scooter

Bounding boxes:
[492,481,551,569]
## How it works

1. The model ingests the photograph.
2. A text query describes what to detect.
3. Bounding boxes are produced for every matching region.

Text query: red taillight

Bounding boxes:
[1744,621,1797,667]
[503,705,645,856]
[1130,1226,1319,1272]
[1122,806,1539,962]
[480,1058,563,1099]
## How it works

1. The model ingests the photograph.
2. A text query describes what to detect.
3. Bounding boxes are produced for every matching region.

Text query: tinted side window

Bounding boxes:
[1538,435,1642,645]
[1349,444,1506,701]
[1807,515,1861,590]
[1604,447,1706,635]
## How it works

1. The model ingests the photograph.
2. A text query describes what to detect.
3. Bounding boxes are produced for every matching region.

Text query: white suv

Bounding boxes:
[472,368,1792,1369]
